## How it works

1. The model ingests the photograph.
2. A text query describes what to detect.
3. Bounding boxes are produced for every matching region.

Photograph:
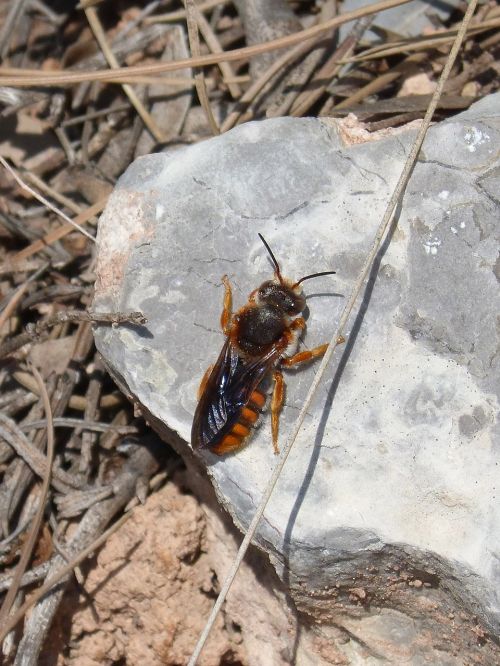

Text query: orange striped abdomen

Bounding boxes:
[212,389,266,454]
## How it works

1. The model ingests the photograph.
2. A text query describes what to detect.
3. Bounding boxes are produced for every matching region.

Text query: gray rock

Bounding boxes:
[340,0,462,40]
[94,94,500,662]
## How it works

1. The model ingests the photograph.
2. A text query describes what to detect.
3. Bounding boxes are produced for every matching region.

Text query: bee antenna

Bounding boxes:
[258,233,283,282]
[294,270,336,286]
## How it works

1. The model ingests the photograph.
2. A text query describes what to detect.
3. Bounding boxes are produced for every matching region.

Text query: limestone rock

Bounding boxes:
[94,94,500,662]
[340,0,462,40]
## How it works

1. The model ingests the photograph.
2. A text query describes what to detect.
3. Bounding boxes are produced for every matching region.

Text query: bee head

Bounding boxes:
[256,280,306,315]
[255,233,336,314]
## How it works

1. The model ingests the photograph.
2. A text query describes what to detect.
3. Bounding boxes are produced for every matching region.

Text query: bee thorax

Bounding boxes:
[236,305,286,354]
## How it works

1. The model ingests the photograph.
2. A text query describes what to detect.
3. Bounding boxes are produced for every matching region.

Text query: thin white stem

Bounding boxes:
[187,0,479,662]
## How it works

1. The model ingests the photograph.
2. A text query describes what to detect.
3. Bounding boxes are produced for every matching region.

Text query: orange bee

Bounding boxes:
[191,234,336,455]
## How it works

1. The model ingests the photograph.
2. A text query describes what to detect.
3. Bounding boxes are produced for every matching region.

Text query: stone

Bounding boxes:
[340,0,462,40]
[93,94,500,662]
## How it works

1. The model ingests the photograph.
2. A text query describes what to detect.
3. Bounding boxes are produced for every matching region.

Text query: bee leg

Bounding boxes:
[197,364,214,400]
[220,274,233,335]
[290,316,306,332]
[282,343,329,367]
[271,370,285,455]
[282,336,345,368]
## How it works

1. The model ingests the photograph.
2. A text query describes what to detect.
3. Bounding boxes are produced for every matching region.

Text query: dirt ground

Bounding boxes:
[41,468,307,666]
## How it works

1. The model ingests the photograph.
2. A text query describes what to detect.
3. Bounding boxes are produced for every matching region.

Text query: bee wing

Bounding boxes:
[192,339,279,450]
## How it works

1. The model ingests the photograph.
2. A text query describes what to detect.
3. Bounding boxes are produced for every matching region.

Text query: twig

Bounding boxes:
[22,170,83,215]
[0,0,413,87]
[0,309,147,358]
[184,0,220,135]
[146,0,231,24]
[220,37,318,132]
[0,511,131,644]
[0,561,51,594]
[189,0,241,99]
[20,417,137,434]
[0,388,37,416]
[12,371,122,411]
[290,16,373,118]
[330,52,428,112]
[344,16,500,63]
[0,0,29,59]
[0,507,37,555]
[114,0,162,41]
[0,413,82,489]
[0,366,54,630]
[0,263,48,333]
[9,197,107,266]
[0,156,96,242]
[187,0,479,662]
[83,4,166,143]
[54,486,115,519]
[2,439,162,661]
[81,356,104,474]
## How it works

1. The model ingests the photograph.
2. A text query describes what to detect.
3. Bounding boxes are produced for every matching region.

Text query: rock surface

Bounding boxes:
[94,94,500,661]
[340,0,462,40]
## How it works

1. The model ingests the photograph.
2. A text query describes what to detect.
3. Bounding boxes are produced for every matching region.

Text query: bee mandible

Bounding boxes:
[191,234,336,455]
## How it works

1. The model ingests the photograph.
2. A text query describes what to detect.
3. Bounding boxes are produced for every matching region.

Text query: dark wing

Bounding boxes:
[191,339,279,450]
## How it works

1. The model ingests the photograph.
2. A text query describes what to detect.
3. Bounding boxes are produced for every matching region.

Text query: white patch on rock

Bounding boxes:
[423,237,441,255]
[464,126,490,152]
[161,290,186,304]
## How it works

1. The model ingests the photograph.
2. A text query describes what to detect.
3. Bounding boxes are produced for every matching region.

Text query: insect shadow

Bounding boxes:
[305,291,344,301]
[123,321,153,339]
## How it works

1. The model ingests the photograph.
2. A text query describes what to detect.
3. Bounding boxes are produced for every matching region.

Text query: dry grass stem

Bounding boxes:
[290,16,373,118]
[189,0,241,99]
[0,157,96,242]
[184,0,220,135]
[83,5,166,142]
[10,197,107,265]
[0,309,146,359]
[346,16,500,63]
[0,366,54,628]
[146,0,231,24]
[0,0,412,87]
[220,37,318,132]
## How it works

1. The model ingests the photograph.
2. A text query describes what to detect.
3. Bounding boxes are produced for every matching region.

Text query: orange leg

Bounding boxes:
[282,335,345,368]
[270,370,285,455]
[197,364,213,400]
[220,274,233,335]
[290,316,306,333]
[282,343,328,368]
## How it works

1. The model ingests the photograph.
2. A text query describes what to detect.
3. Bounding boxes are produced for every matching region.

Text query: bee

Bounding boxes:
[191,234,336,456]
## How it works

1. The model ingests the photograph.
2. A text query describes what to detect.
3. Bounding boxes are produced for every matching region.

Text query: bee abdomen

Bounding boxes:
[212,389,266,454]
